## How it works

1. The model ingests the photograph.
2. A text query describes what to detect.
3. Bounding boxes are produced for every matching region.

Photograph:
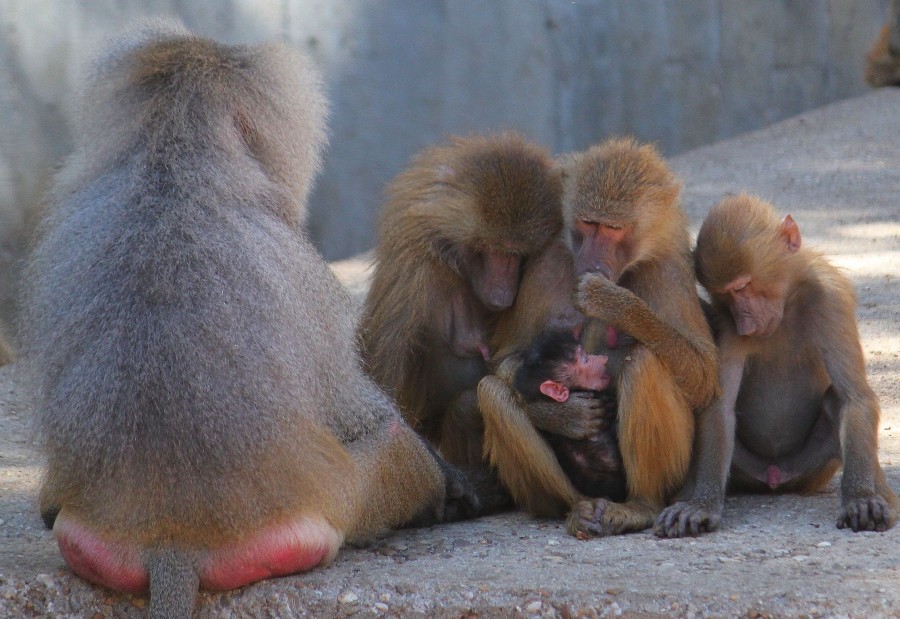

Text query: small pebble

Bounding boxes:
[35,574,54,588]
[374,602,389,612]
[339,591,359,604]
[525,600,542,613]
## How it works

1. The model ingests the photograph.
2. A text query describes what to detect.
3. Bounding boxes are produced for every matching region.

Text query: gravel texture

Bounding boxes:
[1,89,899,618]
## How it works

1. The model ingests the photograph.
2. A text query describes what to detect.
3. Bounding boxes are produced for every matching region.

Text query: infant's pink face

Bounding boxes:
[569,346,610,391]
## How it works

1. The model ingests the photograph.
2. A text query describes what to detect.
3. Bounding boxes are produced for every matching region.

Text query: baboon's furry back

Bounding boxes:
[20,19,370,546]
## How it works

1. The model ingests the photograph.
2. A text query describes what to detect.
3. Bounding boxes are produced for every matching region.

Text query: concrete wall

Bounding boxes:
[0,0,890,338]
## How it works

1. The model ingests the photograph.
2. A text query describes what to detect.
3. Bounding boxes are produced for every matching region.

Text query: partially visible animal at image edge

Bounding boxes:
[866,0,900,87]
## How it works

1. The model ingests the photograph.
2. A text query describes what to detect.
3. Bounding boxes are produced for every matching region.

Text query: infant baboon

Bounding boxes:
[21,19,473,618]
[513,329,626,501]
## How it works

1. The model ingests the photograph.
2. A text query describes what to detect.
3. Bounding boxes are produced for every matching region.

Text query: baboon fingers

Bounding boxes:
[566,498,657,538]
[653,503,687,538]
[441,466,483,522]
[653,501,721,538]
[566,498,610,539]
[837,494,894,532]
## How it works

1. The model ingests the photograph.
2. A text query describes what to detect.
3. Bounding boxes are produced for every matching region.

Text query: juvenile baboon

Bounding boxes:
[513,329,625,501]
[359,133,563,479]
[480,139,718,537]
[690,194,899,532]
[21,20,474,619]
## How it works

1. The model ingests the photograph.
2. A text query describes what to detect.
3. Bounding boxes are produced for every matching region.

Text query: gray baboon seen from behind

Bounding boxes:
[21,19,474,619]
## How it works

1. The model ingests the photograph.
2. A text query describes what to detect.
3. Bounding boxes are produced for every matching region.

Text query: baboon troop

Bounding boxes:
[10,14,897,619]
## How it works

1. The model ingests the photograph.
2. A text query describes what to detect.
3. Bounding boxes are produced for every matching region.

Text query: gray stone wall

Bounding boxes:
[0,0,890,339]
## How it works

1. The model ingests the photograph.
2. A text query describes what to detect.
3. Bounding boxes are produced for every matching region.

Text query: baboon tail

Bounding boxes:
[147,549,199,619]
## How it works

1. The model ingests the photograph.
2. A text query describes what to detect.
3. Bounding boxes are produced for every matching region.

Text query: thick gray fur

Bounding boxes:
[20,18,410,618]
[148,550,199,619]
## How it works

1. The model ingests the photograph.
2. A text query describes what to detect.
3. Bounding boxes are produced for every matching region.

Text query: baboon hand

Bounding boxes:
[575,273,636,326]
[441,463,482,523]
[653,500,722,538]
[837,493,897,532]
[566,498,611,539]
[536,391,607,439]
[567,391,615,437]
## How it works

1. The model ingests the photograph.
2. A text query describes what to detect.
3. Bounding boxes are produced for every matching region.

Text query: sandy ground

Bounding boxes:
[1,89,899,618]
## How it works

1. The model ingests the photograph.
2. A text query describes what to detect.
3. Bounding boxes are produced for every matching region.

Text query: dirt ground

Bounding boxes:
[1,89,899,618]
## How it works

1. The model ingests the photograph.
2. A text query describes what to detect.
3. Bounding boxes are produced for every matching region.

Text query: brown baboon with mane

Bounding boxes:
[359,133,563,505]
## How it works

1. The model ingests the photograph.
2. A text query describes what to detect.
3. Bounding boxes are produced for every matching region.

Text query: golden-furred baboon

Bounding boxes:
[21,20,474,619]
[359,133,563,485]
[865,0,900,87]
[692,194,899,532]
[479,139,719,538]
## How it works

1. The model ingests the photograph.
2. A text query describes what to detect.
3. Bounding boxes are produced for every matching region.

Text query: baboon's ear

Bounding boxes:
[539,380,570,403]
[779,214,801,253]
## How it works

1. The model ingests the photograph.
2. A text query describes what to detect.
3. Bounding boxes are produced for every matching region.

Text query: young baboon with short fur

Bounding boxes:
[690,194,899,532]
[21,20,473,619]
